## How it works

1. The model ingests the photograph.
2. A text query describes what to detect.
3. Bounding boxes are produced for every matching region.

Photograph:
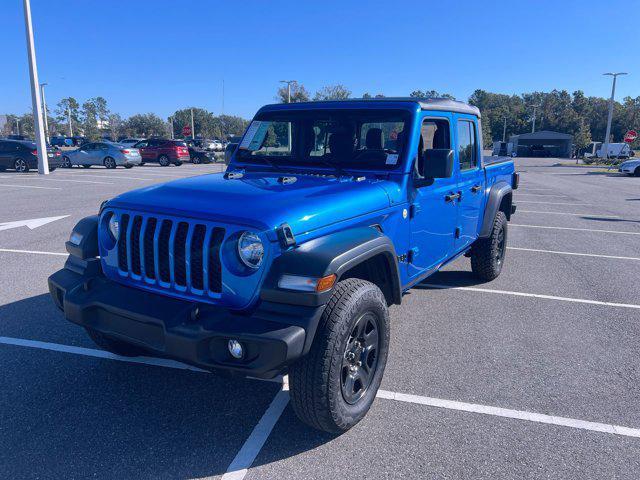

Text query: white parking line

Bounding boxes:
[0,248,67,256]
[507,246,640,261]
[222,386,290,480]
[426,284,640,310]
[1,335,639,440]
[515,193,569,197]
[0,184,61,190]
[376,390,640,438]
[52,173,158,181]
[511,224,640,236]
[516,201,591,206]
[518,210,621,219]
[0,176,113,185]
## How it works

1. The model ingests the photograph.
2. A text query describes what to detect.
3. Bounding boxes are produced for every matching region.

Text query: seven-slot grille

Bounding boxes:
[115,213,225,294]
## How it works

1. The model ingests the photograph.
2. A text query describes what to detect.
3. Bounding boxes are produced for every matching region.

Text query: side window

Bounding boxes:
[457,120,477,170]
[415,118,451,179]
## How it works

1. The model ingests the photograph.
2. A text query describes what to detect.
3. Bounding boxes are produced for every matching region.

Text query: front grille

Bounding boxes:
[116,213,225,295]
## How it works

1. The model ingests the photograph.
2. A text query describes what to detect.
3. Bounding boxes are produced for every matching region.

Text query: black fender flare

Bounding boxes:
[479,182,513,238]
[66,215,99,260]
[260,226,402,307]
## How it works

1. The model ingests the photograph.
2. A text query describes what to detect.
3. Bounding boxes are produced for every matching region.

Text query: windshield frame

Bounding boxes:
[233,108,414,174]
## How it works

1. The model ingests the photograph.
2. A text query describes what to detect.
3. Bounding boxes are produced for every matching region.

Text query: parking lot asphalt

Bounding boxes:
[1,159,639,479]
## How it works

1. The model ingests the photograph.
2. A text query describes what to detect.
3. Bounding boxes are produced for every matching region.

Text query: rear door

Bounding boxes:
[454,116,484,250]
[408,114,459,280]
[135,140,151,161]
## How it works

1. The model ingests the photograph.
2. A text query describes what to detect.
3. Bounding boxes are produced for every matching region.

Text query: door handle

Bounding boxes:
[445,192,461,202]
[471,184,482,193]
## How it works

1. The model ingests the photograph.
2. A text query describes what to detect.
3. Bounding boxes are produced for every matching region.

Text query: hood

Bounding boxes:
[109,171,395,238]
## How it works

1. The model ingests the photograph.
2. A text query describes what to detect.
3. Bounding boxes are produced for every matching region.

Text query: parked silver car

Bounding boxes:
[61,142,142,169]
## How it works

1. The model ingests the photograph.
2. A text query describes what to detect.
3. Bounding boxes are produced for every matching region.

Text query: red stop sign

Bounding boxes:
[182,125,192,136]
[624,130,637,143]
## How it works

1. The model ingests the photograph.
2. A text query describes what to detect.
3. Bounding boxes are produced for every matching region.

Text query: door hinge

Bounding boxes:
[455,227,461,239]
[410,202,421,219]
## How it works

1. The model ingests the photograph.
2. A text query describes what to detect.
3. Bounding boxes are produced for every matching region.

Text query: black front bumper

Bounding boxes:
[48,257,324,378]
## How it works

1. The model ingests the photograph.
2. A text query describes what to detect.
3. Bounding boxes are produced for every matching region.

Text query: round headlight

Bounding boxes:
[108,214,119,241]
[237,231,264,269]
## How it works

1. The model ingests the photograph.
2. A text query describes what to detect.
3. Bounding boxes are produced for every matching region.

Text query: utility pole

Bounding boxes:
[221,79,225,116]
[529,104,541,133]
[190,108,195,139]
[23,0,49,174]
[169,116,174,139]
[15,118,20,135]
[502,117,507,142]
[39,82,49,144]
[602,72,628,159]
[279,80,297,149]
[67,106,73,136]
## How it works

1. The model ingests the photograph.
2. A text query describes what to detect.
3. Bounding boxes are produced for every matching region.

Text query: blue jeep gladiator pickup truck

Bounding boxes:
[49,98,518,432]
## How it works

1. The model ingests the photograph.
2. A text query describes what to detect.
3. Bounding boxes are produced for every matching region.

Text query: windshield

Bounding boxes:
[236,109,409,171]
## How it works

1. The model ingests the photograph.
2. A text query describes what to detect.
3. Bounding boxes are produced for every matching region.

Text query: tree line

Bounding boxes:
[3,85,638,150]
[2,96,249,141]
[274,83,640,149]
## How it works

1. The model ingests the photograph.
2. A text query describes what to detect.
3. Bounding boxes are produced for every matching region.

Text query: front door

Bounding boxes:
[408,115,459,281]
[455,117,484,250]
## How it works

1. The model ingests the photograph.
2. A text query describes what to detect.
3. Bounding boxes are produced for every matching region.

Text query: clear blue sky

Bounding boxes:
[2,0,638,120]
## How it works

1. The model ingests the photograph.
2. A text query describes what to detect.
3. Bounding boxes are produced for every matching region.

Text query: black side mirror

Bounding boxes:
[421,149,454,178]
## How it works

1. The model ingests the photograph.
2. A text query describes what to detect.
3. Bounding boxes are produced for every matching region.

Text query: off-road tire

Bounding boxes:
[158,155,170,167]
[289,278,390,433]
[85,327,144,357]
[471,210,507,281]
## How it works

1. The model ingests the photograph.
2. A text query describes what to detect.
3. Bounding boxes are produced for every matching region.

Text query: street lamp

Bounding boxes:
[22,0,49,174]
[39,82,49,144]
[279,80,297,103]
[529,104,541,133]
[602,72,628,159]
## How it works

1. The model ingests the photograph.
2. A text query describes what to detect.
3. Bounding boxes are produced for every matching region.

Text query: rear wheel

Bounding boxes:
[103,157,116,169]
[14,158,29,172]
[85,327,144,357]
[470,211,507,281]
[62,156,72,168]
[289,278,390,433]
[158,155,170,167]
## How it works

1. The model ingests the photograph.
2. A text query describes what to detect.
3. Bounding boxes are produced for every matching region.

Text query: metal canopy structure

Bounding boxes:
[509,130,573,158]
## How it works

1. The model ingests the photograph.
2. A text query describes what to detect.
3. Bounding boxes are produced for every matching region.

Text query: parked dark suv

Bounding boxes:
[132,139,190,166]
[0,140,62,172]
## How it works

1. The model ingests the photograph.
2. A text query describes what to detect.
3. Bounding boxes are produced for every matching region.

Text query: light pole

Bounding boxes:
[15,118,20,135]
[602,72,628,159]
[190,108,195,139]
[23,0,49,174]
[502,116,507,142]
[67,106,73,136]
[279,80,297,149]
[529,104,541,133]
[169,116,174,139]
[39,82,49,143]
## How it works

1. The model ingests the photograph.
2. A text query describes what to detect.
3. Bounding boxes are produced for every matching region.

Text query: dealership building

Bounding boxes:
[509,130,573,158]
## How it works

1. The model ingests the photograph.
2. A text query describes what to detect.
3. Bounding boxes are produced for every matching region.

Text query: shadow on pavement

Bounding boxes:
[415,270,488,289]
[0,294,331,479]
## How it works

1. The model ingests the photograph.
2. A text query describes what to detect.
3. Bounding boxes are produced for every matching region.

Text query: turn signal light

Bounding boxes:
[316,274,337,293]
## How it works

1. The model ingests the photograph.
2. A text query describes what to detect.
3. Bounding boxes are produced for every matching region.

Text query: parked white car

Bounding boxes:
[618,159,640,176]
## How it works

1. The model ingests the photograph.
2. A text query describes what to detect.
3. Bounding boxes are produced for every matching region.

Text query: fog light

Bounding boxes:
[228,339,244,359]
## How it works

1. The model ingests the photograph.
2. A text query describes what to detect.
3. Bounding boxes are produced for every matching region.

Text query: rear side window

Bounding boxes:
[457,120,477,170]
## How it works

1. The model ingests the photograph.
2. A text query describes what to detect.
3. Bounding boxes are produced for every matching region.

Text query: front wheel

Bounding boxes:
[191,156,201,164]
[289,278,390,433]
[62,156,72,168]
[14,158,29,172]
[470,211,507,281]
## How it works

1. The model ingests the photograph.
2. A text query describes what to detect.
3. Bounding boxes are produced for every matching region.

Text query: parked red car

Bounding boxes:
[132,139,189,166]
